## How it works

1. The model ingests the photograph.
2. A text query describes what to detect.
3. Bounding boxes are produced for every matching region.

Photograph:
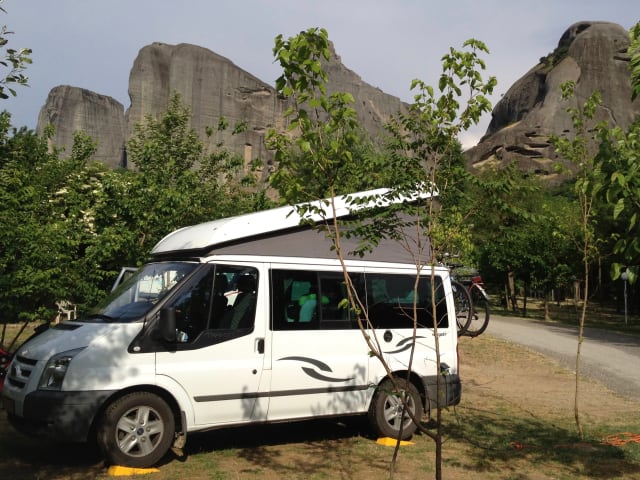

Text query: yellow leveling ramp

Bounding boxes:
[376,437,415,446]
[108,465,160,476]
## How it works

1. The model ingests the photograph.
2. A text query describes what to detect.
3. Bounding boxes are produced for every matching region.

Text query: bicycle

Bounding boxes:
[450,277,473,336]
[455,268,490,337]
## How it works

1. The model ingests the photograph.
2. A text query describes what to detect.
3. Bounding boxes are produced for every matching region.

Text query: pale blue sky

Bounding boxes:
[2,0,638,148]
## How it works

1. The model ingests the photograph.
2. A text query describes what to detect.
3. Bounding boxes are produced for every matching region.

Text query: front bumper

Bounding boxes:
[5,389,117,442]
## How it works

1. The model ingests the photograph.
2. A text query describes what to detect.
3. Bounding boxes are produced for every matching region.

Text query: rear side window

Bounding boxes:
[271,270,363,330]
[364,273,448,329]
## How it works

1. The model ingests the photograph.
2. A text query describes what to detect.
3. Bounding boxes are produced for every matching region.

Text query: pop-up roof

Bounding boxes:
[151,186,435,262]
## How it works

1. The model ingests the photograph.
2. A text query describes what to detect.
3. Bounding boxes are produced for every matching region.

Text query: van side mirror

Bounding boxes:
[159,307,177,342]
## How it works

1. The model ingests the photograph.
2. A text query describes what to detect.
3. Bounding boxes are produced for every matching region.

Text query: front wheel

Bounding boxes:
[97,391,175,468]
[368,377,423,439]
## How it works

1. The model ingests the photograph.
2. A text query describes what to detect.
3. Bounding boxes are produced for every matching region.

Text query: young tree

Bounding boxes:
[267,27,496,480]
[550,81,606,439]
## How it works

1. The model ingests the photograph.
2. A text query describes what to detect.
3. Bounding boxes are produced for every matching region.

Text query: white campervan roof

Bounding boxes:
[151,186,435,256]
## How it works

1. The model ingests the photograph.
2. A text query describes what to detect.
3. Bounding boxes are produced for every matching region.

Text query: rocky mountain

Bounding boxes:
[37,41,407,181]
[37,22,640,186]
[467,21,640,184]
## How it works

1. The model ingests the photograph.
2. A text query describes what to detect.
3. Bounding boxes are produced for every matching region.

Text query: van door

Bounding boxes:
[267,267,370,421]
[155,264,268,427]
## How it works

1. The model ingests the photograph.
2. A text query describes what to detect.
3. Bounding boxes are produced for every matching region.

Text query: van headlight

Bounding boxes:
[38,348,85,391]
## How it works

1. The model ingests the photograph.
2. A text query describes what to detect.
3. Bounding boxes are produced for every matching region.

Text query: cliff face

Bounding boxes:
[37,42,407,175]
[467,21,640,183]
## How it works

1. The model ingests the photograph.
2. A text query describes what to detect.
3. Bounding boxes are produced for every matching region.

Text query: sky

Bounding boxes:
[1,0,638,149]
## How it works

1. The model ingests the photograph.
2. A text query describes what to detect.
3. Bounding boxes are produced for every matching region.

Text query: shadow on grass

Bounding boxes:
[184,416,376,477]
[448,405,640,479]
[0,431,104,480]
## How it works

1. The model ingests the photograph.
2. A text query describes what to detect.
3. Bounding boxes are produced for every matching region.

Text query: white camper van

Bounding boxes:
[1,189,461,468]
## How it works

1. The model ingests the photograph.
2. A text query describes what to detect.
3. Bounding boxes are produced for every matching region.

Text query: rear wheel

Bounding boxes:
[465,285,490,337]
[452,280,472,336]
[97,391,175,468]
[368,377,422,439]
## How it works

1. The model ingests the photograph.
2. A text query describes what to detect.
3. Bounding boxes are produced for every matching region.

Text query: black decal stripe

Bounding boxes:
[396,336,426,347]
[302,367,354,383]
[194,384,371,403]
[383,344,413,354]
[278,356,332,372]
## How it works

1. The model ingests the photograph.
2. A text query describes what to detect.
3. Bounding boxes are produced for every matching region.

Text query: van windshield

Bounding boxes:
[87,262,198,322]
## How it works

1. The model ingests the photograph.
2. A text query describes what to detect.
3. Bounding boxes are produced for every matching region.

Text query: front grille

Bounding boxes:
[7,355,38,390]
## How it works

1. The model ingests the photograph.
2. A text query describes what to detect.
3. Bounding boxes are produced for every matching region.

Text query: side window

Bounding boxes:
[215,266,259,330]
[271,270,363,330]
[168,265,259,343]
[364,273,448,329]
[271,270,319,330]
[169,265,216,342]
[318,273,355,329]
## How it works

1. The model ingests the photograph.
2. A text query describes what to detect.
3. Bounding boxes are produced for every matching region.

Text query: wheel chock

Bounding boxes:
[376,437,415,446]
[108,465,160,476]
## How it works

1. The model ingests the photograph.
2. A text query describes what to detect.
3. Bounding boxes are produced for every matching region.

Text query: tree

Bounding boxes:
[268,27,496,480]
[550,81,606,439]
[593,21,640,283]
[92,92,270,272]
[472,167,581,317]
[0,121,101,321]
[0,93,272,323]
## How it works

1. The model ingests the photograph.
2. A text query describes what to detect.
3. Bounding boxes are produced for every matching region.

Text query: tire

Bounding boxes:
[465,284,490,337]
[97,391,175,468]
[368,377,423,440]
[451,280,472,336]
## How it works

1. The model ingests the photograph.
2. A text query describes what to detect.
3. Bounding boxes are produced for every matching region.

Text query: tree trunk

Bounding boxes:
[508,271,518,311]
[544,292,551,322]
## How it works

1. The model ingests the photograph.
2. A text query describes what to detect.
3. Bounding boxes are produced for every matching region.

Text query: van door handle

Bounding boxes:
[256,338,265,354]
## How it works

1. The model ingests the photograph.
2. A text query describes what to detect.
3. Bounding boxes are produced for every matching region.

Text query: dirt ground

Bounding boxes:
[1,333,640,479]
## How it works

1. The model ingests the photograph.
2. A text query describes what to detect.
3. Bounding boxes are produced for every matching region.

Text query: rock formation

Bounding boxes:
[37,86,126,167]
[467,21,640,184]
[37,42,407,176]
[36,22,640,184]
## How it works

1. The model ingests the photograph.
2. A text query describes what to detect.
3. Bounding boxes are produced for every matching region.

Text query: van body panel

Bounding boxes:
[268,329,371,421]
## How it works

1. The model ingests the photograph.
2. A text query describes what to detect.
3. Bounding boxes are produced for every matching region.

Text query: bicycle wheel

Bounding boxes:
[465,284,490,337]
[451,280,472,336]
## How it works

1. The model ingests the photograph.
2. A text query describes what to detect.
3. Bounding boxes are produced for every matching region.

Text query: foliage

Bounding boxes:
[0,94,270,321]
[581,19,640,287]
[88,92,270,286]
[596,116,640,284]
[473,166,581,307]
[267,28,368,203]
[0,121,103,321]
[0,1,31,99]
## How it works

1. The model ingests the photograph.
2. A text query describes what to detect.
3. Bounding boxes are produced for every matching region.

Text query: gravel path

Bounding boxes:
[487,314,640,399]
